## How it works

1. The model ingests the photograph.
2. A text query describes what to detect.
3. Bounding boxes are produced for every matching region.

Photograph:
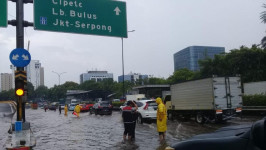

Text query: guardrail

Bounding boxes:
[0,101,17,112]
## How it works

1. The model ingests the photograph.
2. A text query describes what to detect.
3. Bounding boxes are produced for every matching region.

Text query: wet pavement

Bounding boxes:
[0,108,264,150]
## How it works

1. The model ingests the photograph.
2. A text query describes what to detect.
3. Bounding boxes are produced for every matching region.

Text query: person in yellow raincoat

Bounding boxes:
[64,104,68,116]
[156,97,167,142]
[74,104,82,117]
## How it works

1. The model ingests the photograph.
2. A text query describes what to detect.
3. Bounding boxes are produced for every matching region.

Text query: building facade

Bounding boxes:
[26,60,44,89]
[174,46,225,71]
[80,71,113,84]
[118,73,149,83]
[0,73,13,92]
[10,65,15,89]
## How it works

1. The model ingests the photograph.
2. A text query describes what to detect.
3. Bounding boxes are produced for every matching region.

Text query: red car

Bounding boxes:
[80,104,94,112]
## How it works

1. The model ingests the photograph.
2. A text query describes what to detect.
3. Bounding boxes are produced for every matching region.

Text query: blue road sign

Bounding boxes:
[9,48,31,67]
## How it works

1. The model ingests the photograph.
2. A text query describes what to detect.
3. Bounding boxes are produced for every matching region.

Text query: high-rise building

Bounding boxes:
[0,73,13,92]
[118,73,149,83]
[10,65,15,89]
[26,60,44,89]
[80,71,113,84]
[174,46,225,71]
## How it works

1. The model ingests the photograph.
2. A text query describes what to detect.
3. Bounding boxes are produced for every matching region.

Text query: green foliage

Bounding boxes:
[34,85,49,99]
[199,45,266,83]
[63,81,79,90]
[0,89,15,100]
[261,4,266,23]
[260,4,266,49]
[79,80,101,90]
[147,77,167,84]
[112,101,125,107]
[26,82,35,99]
[243,94,266,106]
[167,68,199,84]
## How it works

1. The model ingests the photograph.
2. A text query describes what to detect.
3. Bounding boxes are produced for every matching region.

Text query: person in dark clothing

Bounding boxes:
[131,101,138,140]
[122,101,138,141]
[59,105,62,114]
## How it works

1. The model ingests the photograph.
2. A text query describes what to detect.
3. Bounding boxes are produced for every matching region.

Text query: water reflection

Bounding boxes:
[0,108,261,150]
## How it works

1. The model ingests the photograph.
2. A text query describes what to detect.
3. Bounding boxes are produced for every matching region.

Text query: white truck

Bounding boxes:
[165,77,243,124]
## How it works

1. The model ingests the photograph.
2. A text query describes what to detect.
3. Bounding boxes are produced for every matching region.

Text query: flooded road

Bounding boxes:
[0,108,263,150]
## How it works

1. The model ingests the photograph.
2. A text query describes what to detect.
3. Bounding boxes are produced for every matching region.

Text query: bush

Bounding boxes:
[243,94,266,106]
[112,102,125,107]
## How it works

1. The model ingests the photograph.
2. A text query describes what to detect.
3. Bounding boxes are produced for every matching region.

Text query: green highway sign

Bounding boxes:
[0,0,7,27]
[34,0,127,38]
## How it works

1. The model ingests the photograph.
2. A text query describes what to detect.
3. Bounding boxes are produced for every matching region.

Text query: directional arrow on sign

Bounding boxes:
[12,54,19,60]
[22,54,29,60]
[9,48,31,67]
[114,7,121,15]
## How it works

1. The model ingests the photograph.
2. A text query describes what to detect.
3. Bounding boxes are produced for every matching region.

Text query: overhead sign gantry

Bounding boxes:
[34,0,128,38]
[0,0,7,27]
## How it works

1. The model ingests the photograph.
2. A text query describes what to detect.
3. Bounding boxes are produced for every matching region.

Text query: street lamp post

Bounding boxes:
[121,30,135,99]
[52,71,66,85]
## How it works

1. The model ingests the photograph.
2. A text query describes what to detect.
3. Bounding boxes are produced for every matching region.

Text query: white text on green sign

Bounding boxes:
[34,0,127,38]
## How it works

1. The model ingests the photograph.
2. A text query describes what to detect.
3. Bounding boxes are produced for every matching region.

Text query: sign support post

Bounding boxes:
[8,0,33,122]
[16,0,25,122]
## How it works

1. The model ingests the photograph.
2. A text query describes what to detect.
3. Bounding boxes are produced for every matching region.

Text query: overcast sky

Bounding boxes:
[0,0,265,88]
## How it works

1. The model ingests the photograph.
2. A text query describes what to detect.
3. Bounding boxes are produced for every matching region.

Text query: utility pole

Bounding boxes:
[8,0,33,121]
[5,0,36,149]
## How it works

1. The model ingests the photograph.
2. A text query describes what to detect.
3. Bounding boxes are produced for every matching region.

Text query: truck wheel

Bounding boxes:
[196,113,205,124]
[168,112,173,121]
[137,114,143,124]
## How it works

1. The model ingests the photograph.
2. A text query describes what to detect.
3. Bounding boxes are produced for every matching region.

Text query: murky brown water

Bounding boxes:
[0,108,263,150]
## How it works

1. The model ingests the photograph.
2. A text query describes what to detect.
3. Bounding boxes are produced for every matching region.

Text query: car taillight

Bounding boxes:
[236,108,242,112]
[109,104,112,108]
[143,103,148,110]
[216,109,223,114]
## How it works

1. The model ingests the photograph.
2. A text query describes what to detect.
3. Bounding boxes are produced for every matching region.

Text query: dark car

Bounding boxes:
[90,101,112,115]
[170,118,266,150]
[48,104,56,110]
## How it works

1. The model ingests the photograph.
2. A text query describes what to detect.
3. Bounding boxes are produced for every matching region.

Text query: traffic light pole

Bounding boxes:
[8,0,33,122]
[16,0,24,122]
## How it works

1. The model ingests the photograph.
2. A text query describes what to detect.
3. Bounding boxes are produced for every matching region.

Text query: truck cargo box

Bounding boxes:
[167,77,242,123]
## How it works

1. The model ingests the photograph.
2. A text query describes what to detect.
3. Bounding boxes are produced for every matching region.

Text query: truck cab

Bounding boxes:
[164,94,172,111]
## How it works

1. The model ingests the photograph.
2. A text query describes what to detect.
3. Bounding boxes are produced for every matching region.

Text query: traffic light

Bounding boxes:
[15,79,24,96]
[16,88,24,96]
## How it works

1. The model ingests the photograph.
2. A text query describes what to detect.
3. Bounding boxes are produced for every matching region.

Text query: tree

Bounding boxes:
[167,68,198,84]
[260,4,266,49]
[260,4,266,23]
[34,85,49,100]
[0,89,15,100]
[47,85,66,102]
[147,77,167,85]
[79,80,101,91]
[198,45,266,83]
[26,82,35,100]
[62,81,79,90]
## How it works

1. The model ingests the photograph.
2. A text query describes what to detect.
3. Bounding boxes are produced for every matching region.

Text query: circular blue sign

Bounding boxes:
[9,48,31,67]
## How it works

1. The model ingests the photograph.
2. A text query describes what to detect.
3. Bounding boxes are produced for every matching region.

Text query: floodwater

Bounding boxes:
[0,107,263,150]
